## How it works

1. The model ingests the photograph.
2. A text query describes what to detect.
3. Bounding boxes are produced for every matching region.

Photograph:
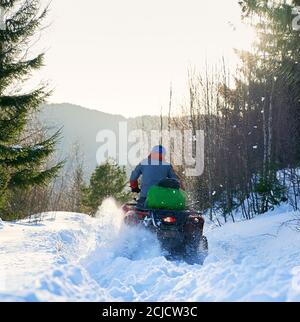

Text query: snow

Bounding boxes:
[32,145,44,151]
[1,199,300,302]
[11,145,23,151]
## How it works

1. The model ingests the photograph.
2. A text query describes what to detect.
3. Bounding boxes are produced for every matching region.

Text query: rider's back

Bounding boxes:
[130,158,177,198]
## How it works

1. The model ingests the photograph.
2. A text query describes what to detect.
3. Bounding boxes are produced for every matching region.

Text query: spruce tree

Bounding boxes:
[238,0,300,163]
[227,0,300,213]
[0,0,62,217]
[82,160,130,216]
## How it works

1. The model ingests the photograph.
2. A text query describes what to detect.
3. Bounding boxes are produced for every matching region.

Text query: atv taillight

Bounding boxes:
[162,217,177,224]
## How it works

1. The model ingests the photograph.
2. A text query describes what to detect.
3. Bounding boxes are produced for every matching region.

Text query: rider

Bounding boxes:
[130,145,179,208]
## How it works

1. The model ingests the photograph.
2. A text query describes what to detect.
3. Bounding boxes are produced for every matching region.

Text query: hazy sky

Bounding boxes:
[38,0,255,117]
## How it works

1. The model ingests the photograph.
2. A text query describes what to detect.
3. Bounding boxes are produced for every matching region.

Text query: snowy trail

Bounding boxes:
[1,199,300,302]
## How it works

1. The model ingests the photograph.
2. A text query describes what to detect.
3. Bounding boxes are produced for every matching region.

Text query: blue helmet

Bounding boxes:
[151,145,166,155]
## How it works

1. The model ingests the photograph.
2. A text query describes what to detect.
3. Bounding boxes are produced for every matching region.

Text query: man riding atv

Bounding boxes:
[126,145,208,264]
[130,145,179,208]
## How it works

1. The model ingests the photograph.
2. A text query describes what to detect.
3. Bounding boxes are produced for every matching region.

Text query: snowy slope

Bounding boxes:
[1,199,300,302]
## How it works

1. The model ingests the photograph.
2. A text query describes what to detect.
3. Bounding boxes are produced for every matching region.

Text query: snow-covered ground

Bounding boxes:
[1,199,300,302]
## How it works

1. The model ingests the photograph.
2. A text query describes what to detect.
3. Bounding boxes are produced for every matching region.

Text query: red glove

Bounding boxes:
[130,180,141,193]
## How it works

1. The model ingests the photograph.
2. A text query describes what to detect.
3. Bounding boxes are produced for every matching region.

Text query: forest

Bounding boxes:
[0,0,300,223]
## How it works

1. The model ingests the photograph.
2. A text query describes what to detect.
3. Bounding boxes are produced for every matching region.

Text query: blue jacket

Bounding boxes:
[130,158,178,198]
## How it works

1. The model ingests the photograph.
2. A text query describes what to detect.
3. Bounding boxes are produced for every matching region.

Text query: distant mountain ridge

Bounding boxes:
[39,103,163,177]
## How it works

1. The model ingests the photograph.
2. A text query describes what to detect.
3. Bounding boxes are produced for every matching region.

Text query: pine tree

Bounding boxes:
[221,0,300,214]
[238,0,300,163]
[254,174,286,213]
[82,160,130,216]
[0,0,62,217]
